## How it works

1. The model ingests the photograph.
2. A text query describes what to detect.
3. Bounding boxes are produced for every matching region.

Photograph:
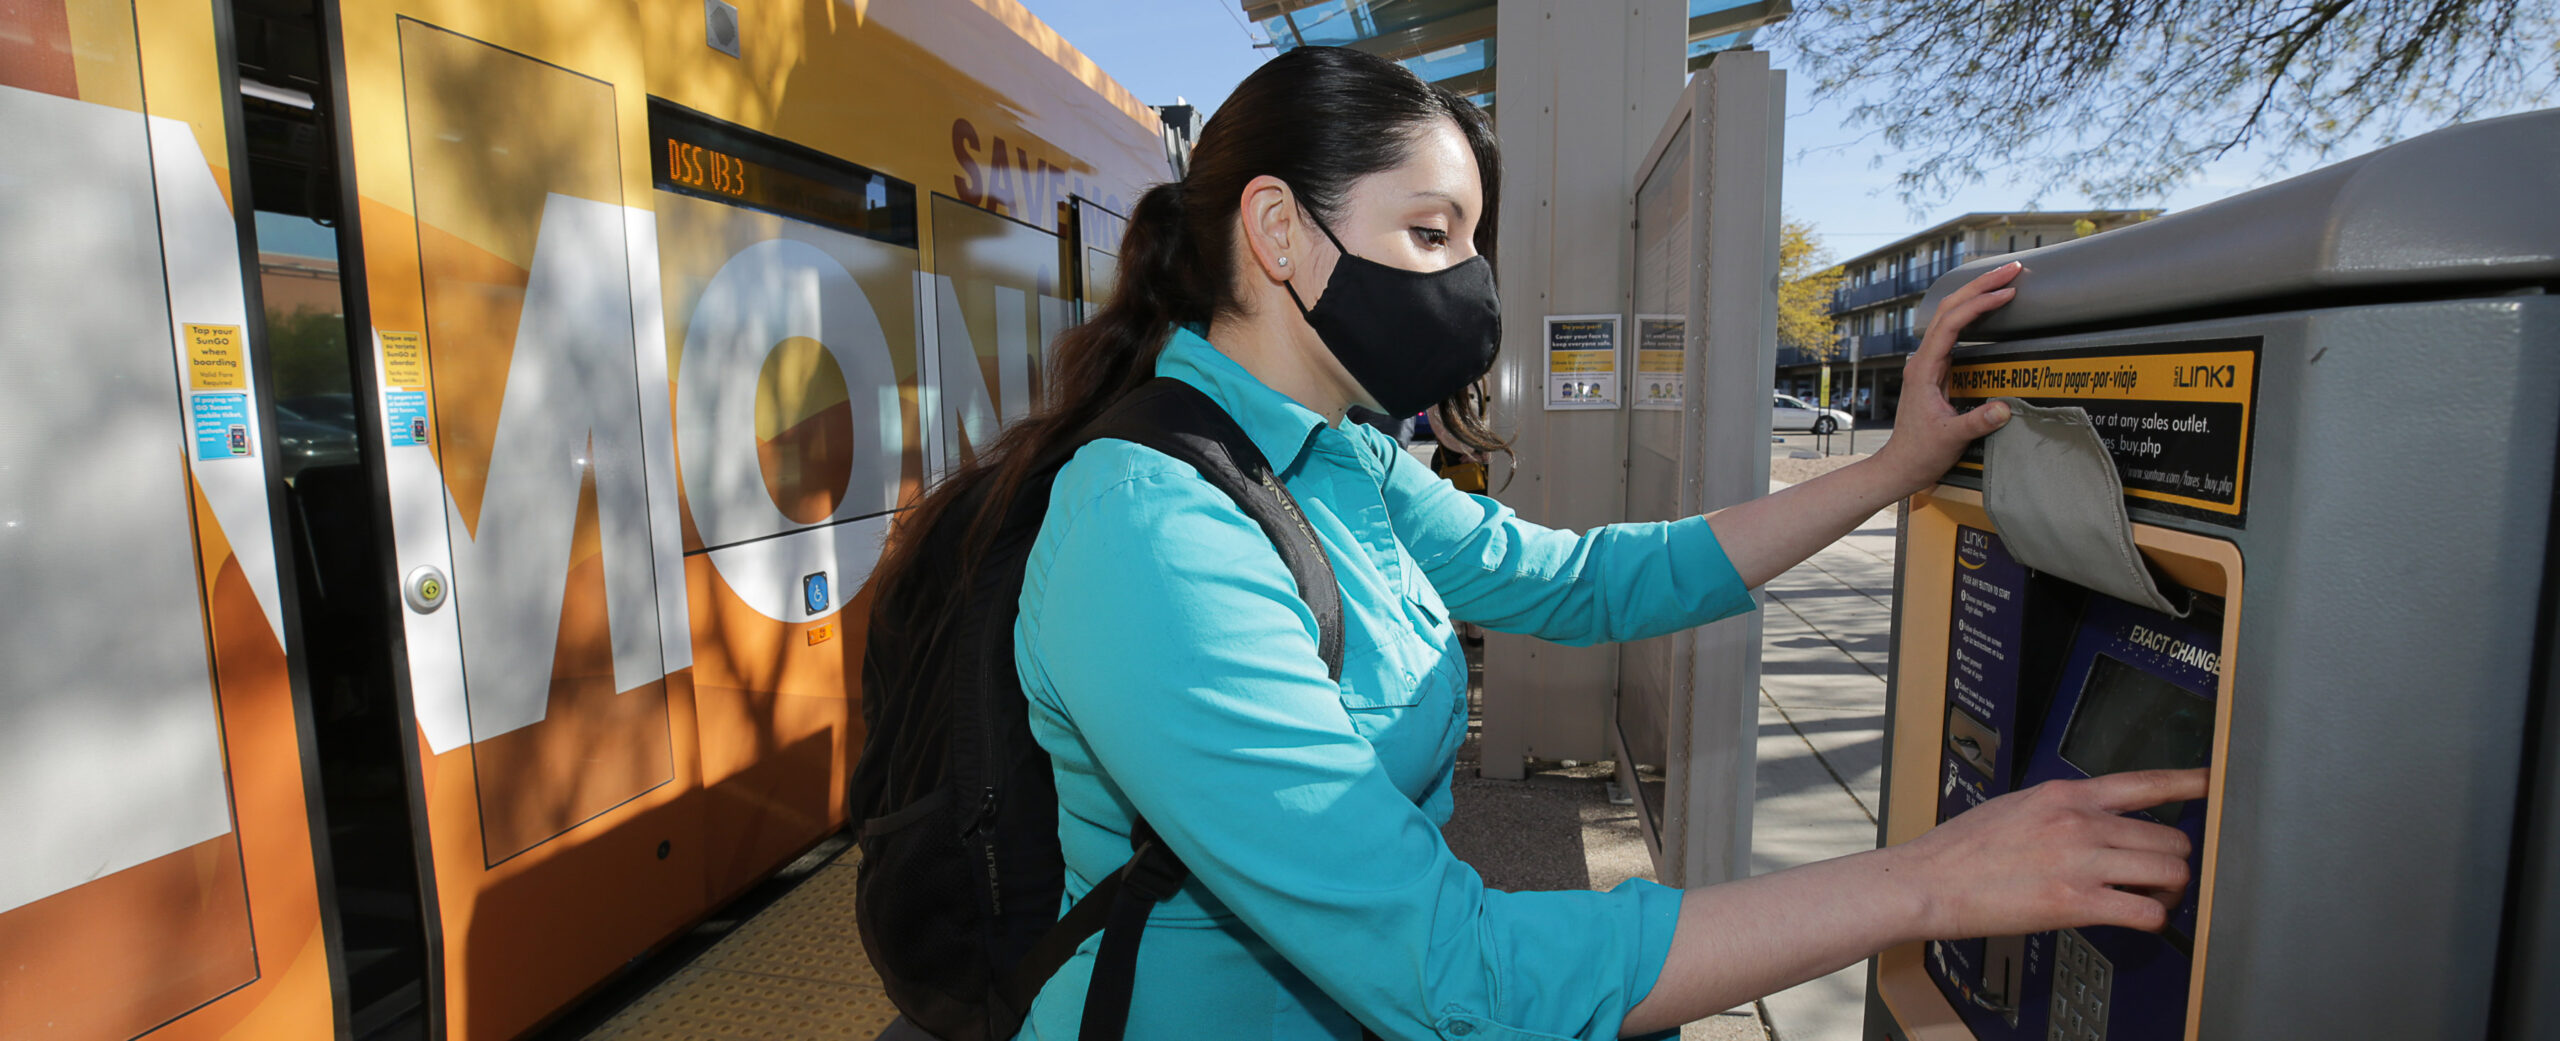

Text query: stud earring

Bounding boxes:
[1278,256,1290,267]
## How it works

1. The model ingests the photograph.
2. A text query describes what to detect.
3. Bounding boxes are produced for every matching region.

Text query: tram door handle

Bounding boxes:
[404,565,449,614]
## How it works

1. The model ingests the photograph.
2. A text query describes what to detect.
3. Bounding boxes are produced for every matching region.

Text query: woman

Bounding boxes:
[872,46,2202,1041]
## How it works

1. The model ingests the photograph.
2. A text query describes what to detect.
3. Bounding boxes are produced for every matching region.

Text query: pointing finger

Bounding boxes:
[2091,848,2191,892]
[2085,768,2210,814]
[2095,813,2193,859]
[2086,886,2172,933]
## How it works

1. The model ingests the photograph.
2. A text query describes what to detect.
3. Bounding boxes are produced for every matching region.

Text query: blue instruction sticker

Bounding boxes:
[386,390,431,447]
[191,393,253,461]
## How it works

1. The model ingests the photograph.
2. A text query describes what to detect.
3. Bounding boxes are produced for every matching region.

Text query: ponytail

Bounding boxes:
[867,178,1194,611]
[868,45,1506,616]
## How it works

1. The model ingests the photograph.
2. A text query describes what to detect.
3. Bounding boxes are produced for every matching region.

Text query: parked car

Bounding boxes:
[1772,393,1854,435]
[272,402,361,475]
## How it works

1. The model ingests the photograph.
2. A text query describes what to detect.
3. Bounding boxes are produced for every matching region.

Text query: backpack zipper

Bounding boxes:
[979,785,1002,916]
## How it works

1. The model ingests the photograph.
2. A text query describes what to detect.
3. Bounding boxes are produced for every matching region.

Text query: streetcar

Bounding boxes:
[0,0,1172,1036]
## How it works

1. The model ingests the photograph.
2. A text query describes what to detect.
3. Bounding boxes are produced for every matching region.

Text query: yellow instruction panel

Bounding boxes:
[1948,337,2260,525]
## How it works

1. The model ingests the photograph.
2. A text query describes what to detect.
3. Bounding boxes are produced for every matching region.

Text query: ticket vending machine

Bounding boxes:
[1866,108,2560,1041]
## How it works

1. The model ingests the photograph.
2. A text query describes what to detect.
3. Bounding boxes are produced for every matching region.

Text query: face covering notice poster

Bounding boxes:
[1544,314,1620,410]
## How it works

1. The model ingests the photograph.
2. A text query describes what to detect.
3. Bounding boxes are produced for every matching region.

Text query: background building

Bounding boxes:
[1787,209,2159,418]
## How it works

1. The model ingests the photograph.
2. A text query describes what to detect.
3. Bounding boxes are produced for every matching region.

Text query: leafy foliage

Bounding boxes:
[1775,0,2559,205]
[263,307,350,399]
[1779,218,1847,361]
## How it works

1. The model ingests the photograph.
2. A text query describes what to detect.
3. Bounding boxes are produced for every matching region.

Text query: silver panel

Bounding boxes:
[1607,51,1784,887]
[1619,118,1693,780]
[1665,49,1781,888]
[1480,0,1687,777]
[1917,108,2560,337]
[1927,297,2560,1038]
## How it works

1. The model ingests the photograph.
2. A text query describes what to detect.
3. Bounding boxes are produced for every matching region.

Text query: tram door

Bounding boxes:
[312,3,965,1036]
[1,0,339,1037]
[1069,194,1129,322]
[313,11,706,1040]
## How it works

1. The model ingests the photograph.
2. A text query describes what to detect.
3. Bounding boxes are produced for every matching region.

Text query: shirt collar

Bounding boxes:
[1155,326,1333,473]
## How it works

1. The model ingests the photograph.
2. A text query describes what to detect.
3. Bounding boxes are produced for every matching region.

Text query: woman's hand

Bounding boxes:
[1892,769,2209,939]
[1871,261,2025,494]
[1620,767,2210,1033]
[1701,261,2033,588]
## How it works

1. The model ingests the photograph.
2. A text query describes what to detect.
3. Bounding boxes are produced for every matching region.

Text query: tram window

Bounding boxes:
[252,211,361,479]
[647,97,917,247]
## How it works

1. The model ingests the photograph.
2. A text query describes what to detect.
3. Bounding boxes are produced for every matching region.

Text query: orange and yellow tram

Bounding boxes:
[1,0,1172,1036]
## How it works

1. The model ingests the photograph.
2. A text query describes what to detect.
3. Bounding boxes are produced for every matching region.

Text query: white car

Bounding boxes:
[1772,393,1854,435]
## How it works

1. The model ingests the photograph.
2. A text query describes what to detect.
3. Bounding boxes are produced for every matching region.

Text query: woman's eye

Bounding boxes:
[1411,226,1450,249]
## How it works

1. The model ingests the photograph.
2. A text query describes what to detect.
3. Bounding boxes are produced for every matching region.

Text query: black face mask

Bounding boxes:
[1280,204,1501,418]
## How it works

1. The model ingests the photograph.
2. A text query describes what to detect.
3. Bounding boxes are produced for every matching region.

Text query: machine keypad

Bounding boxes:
[2048,929,2112,1041]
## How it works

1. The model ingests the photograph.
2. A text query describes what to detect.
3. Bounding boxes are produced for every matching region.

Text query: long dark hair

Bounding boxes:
[872,46,1502,609]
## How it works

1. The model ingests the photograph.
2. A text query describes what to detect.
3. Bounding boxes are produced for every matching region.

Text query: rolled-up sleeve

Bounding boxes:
[1020,465,1684,1041]
[1370,438,1755,646]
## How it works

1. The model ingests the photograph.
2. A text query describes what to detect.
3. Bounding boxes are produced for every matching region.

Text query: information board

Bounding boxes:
[1631,314,1684,410]
[1544,314,1620,410]
[1948,337,2260,524]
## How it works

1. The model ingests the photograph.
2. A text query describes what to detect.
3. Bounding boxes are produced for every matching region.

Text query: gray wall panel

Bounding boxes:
[1481,0,1685,776]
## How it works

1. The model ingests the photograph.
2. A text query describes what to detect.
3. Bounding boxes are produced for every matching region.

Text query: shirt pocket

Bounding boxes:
[1331,636,1433,716]
[1335,644,1427,711]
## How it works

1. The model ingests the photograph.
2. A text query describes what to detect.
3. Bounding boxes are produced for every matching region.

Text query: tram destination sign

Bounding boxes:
[647,98,918,247]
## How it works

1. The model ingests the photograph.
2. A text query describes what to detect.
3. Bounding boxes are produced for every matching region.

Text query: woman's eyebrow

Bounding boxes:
[1409,189,1468,221]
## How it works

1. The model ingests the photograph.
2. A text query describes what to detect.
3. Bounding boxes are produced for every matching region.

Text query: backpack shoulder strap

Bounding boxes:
[986,378,1350,1041]
[1076,376,1345,680]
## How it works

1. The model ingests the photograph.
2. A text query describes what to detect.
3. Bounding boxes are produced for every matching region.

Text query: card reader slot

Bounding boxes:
[2010,573,2087,790]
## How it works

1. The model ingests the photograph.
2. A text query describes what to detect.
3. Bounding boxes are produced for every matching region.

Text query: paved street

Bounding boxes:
[1771,424,1894,459]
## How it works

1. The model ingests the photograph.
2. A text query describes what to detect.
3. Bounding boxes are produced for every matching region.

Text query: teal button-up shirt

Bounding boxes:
[1013,327,1756,1041]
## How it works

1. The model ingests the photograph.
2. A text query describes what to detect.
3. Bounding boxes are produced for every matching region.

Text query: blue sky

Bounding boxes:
[1013,1,2505,265]
[1014,0,1273,115]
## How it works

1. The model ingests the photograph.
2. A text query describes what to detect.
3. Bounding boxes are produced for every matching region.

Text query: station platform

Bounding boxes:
[535,837,898,1040]
[541,639,1773,1041]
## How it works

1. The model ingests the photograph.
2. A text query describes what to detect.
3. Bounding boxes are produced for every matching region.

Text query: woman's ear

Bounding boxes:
[1238,174,1297,286]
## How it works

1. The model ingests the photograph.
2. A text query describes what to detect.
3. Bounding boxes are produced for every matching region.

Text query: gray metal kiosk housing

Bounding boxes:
[1865,108,2560,1040]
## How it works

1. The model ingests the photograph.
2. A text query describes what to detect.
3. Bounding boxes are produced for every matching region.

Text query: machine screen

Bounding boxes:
[2061,654,2213,820]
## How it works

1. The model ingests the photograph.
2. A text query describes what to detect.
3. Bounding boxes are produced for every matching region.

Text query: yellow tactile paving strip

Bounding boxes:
[581,851,903,1040]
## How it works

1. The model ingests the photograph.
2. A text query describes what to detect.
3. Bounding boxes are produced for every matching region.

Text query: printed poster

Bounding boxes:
[379,331,433,448]
[386,390,432,447]
[185,323,247,391]
[1632,314,1684,411]
[190,393,254,461]
[1544,314,1619,410]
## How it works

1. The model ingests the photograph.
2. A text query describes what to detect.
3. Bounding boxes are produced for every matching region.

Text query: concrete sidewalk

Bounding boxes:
[1750,486,1897,1041]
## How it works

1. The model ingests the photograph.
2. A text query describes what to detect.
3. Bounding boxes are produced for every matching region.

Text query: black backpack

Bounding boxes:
[849,377,1345,1041]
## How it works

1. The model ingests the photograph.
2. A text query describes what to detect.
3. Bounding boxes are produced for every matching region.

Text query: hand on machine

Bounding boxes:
[1885,262,2208,938]
[1871,260,2020,492]
[1899,767,2210,938]
[1642,262,2213,1035]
